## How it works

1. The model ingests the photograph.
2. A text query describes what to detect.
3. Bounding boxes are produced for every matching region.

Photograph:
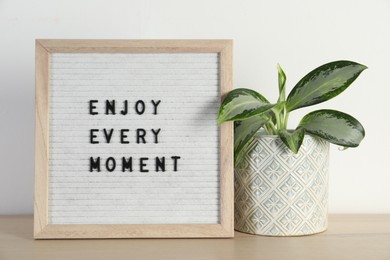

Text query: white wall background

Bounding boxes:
[1,0,389,214]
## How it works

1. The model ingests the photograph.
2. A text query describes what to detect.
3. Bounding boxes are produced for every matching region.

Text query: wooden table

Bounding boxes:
[1,215,389,260]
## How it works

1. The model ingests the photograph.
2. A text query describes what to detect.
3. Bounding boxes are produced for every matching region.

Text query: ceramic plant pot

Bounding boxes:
[234,133,329,236]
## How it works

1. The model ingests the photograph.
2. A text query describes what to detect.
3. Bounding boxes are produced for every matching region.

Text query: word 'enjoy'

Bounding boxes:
[89,100,161,115]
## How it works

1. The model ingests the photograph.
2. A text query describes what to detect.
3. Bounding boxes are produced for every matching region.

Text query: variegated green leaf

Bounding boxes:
[277,64,287,103]
[234,137,254,168]
[234,115,270,165]
[298,109,365,147]
[279,128,305,154]
[286,61,367,112]
[218,88,274,124]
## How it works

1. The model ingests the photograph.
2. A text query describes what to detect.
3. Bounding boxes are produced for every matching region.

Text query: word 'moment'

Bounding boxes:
[89,156,181,173]
[88,99,181,173]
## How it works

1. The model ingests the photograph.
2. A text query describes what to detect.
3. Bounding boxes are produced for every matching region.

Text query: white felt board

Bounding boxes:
[48,53,220,224]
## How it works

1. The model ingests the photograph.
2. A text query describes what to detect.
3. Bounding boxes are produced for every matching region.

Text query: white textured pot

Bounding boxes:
[234,133,329,236]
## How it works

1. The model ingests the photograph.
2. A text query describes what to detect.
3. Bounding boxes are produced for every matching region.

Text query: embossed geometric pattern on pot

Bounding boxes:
[235,134,329,236]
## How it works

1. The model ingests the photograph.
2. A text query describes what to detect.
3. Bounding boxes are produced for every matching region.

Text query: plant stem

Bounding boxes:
[278,103,289,130]
[267,122,277,134]
[273,110,281,132]
[284,110,290,130]
[263,124,271,135]
[280,109,285,130]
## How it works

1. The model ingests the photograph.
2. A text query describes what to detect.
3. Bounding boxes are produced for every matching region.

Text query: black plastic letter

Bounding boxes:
[122,157,133,172]
[151,100,161,115]
[105,100,116,115]
[171,156,181,172]
[139,157,149,172]
[90,157,101,172]
[151,128,161,144]
[120,100,128,115]
[106,157,116,172]
[135,100,145,115]
[120,129,130,144]
[155,157,165,172]
[90,129,99,144]
[89,100,98,115]
[103,128,114,143]
[136,129,146,144]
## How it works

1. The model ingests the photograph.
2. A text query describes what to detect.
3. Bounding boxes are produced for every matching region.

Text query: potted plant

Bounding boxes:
[218,60,367,236]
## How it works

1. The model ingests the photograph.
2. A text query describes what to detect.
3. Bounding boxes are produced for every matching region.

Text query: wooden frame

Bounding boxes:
[34,39,233,239]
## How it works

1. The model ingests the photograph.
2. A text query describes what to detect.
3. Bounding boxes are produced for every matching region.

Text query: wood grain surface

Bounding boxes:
[1,215,389,260]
